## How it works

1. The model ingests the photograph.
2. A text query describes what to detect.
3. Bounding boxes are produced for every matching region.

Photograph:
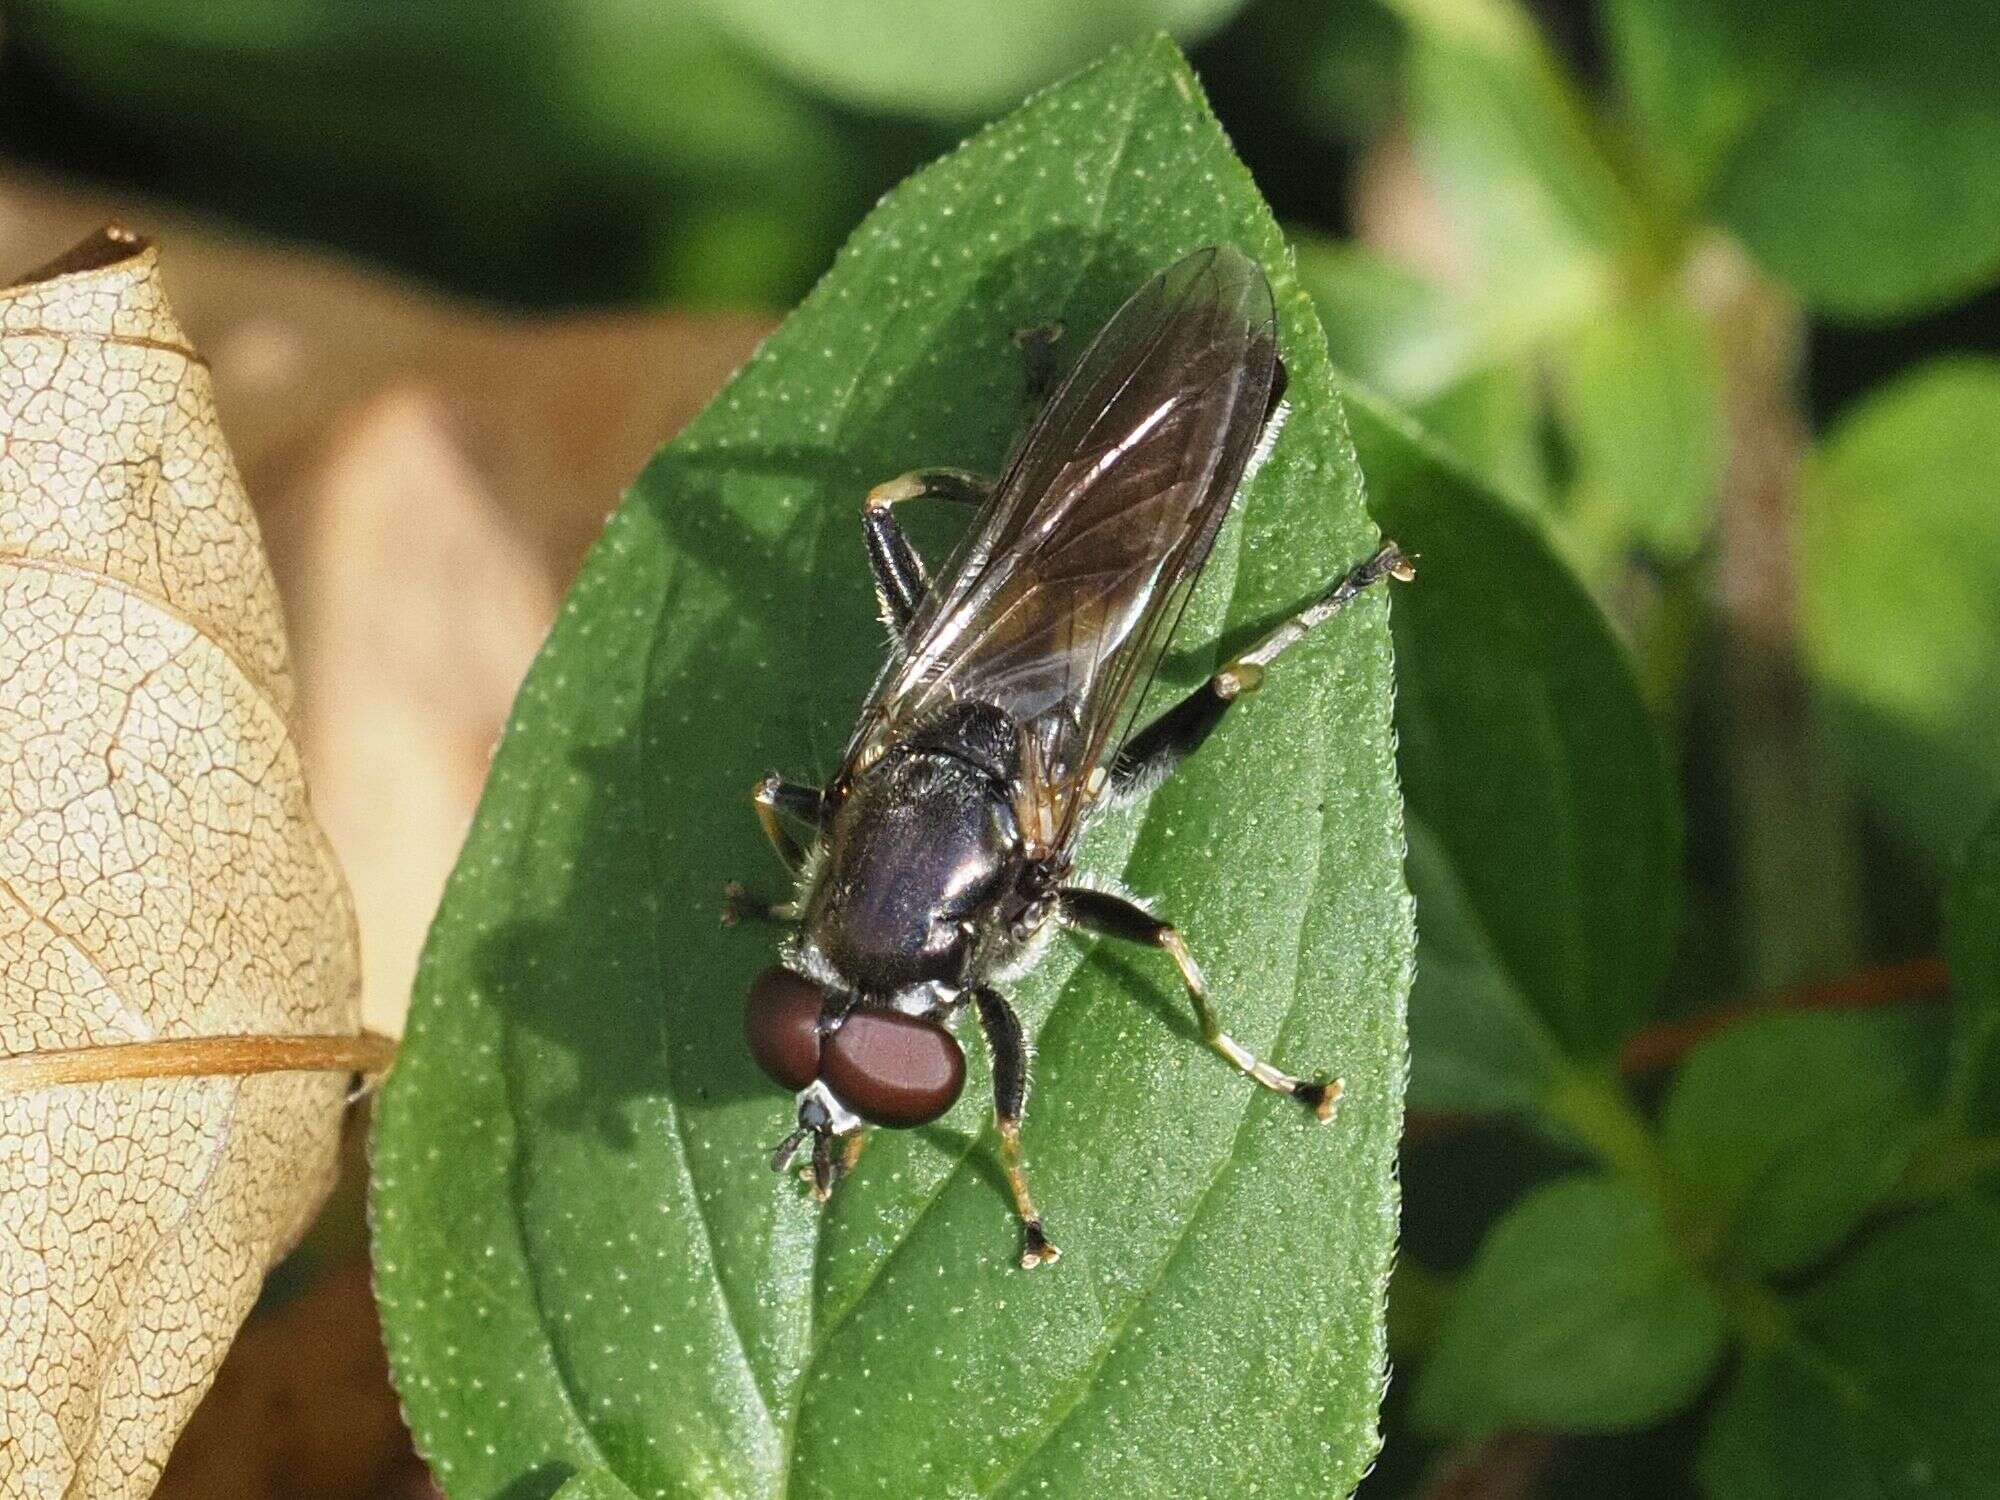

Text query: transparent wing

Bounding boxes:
[840,244,1282,855]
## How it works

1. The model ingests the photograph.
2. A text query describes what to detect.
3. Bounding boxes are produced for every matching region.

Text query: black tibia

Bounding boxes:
[1109,541,1412,796]
[1012,322,1066,403]
[971,987,1060,1268]
[1059,886,1342,1120]
[862,468,996,632]
[1058,886,1163,944]
[751,773,825,873]
[972,986,1028,1119]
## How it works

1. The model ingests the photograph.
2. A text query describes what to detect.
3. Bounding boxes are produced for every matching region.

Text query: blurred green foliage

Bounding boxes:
[0,0,1250,306]
[1416,1174,1727,1436]
[1800,358,2000,860]
[10,0,1997,1495]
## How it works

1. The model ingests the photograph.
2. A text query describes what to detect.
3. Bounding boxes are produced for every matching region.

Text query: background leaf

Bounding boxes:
[372,39,1412,1500]
[1343,388,1678,1108]
[0,0,874,306]
[1798,358,2000,861]
[1299,242,1555,511]
[0,230,363,1498]
[689,0,1248,119]
[1699,1196,2000,1499]
[1392,0,1636,340]
[1604,0,2000,318]
[1415,1174,1728,1438]
[1549,288,1723,568]
[1662,1011,1934,1274]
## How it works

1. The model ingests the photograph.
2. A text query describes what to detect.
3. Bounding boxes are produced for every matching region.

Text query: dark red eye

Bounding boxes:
[821,1009,965,1128]
[744,966,824,1091]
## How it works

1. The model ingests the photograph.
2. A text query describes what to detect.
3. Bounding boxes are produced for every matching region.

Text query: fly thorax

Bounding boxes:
[812,749,1023,989]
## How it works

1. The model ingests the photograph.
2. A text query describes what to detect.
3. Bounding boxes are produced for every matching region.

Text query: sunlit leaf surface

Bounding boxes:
[373,40,1412,1500]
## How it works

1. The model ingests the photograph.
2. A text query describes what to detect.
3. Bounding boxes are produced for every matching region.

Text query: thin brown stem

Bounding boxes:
[1619,955,1951,1075]
[0,1031,399,1092]
[1406,956,1950,1144]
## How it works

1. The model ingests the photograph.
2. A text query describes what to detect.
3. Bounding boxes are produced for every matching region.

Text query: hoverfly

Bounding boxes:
[730,244,1410,1268]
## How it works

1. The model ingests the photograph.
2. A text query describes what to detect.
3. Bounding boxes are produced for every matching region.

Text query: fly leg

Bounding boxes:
[1108,542,1413,798]
[859,320,1058,632]
[720,885,800,926]
[751,773,824,872]
[862,469,993,634]
[723,774,823,924]
[970,986,1060,1268]
[1060,887,1341,1121]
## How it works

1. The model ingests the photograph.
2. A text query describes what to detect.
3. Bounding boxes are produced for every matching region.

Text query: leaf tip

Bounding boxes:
[8,223,152,294]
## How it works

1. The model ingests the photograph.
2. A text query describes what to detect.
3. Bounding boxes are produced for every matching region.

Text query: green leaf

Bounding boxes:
[1663,1011,1934,1274]
[1230,0,1406,143]
[1549,288,1724,568]
[1597,0,1762,217]
[1415,1174,1727,1437]
[1945,804,2000,1128]
[2,0,874,306]
[1298,240,1486,404]
[1799,358,2000,861]
[552,1470,642,1500]
[1393,0,1637,334]
[1344,389,1678,1106]
[689,0,1248,119]
[1701,1196,2000,1498]
[1297,240,1553,509]
[1604,0,2000,318]
[372,39,1412,1500]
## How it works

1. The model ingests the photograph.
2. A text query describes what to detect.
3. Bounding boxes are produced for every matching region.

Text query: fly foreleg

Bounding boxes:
[1060,887,1341,1121]
[724,775,824,924]
[970,986,1060,1268]
[862,469,994,634]
[751,773,824,873]
[1107,542,1412,798]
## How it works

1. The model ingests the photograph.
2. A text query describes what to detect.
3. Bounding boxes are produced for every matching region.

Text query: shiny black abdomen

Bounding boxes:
[812,704,1024,990]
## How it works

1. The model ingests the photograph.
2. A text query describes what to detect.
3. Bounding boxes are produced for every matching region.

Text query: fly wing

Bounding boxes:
[841,245,1282,855]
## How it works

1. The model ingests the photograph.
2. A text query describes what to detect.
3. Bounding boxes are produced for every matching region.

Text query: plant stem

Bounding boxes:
[1618,954,1951,1074]
[0,1032,399,1091]
[1698,241,1861,992]
[1541,1064,1673,1206]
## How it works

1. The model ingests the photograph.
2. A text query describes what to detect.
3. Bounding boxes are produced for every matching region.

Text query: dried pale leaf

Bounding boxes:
[0,168,773,583]
[0,230,363,1500]
[289,389,557,1035]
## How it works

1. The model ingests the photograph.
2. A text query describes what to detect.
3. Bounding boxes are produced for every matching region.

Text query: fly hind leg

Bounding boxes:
[1061,887,1341,1121]
[861,469,993,634]
[1108,542,1412,799]
[970,986,1060,1268]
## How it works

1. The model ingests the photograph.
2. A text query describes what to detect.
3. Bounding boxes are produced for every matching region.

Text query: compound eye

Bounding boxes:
[744,966,824,1092]
[821,1009,965,1128]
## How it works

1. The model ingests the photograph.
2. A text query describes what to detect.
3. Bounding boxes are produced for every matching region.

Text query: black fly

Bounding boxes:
[728,245,1411,1268]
